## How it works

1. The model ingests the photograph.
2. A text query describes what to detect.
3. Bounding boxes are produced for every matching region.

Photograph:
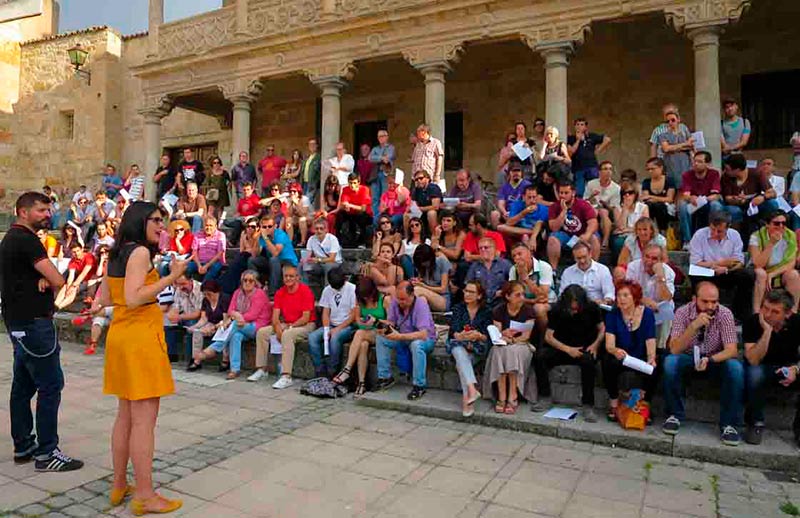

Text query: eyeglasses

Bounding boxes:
[771,221,787,227]
[176,228,185,232]
[261,224,274,229]
[478,245,494,250]
[247,225,257,229]
[410,223,421,228]
[380,220,391,225]
[666,118,678,123]
[271,187,280,192]
[148,217,164,224]
[414,177,425,182]
[242,278,256,284]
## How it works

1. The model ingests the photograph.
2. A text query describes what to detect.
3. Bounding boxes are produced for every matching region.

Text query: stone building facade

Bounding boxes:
[0,0,798,204]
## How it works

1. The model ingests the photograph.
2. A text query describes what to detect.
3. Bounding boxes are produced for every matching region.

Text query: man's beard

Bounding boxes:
[32,217,50,231]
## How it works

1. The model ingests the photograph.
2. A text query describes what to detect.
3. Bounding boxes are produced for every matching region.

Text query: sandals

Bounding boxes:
[354,381,367,398]
[504,400,519,415]
[607,407,618,422]
[109,484,134,507]
[333,366,351,385]
[83,342,97,355]
[130,494,182,516]
[218,362,230,373]
[495,400,507,413]
[226,371,239,380]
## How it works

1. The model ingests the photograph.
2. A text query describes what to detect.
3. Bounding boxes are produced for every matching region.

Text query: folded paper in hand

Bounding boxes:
[685,196,708,215]
[443,198,460,207]
[622,354,654,375]
[688,264,715,277]
[512,141,533,162]
[212,322,233,342]
[270,335,282,354]
[487,325,506,346]
[691,131,706,149]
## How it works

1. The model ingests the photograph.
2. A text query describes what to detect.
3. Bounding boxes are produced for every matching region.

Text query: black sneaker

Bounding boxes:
[375,377,395,391]
[745,424,764,445]
[407,386,426,400]
[662,415,681,435]
[34,449,84,472]
[721,426,742,446]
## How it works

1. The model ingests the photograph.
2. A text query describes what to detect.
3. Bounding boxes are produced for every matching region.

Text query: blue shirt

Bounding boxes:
[508,200,548,229]
[605,306,656,361]
[465,258,512,302]
[259,229,298,266]
[103,174,123,198]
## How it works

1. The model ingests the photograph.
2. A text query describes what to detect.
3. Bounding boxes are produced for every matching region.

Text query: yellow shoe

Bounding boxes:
[130,495,183,516]
[109,484,134,507]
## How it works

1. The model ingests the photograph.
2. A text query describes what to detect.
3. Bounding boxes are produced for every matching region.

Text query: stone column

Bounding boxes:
[224,80,263,160]
[235,0,248,35]
[689,26,723,168]
[314,77,347,188]
[139,97,173,198]
[537,42,573,138]
[148,0,164,57]
[415,62,450,149]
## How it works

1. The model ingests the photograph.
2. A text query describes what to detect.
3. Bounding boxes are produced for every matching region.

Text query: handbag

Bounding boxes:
[206,188,220,202]
[617,388,650,430]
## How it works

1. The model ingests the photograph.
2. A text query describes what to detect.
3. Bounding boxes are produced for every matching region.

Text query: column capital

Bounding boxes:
[686,24,723,49]
[535,41,575,68]
[402,42,463,74]
[305,62,356,90]
[665,0,750,33]
[221,79,263,106]
[521,21,590,52]
[139,94,174,121]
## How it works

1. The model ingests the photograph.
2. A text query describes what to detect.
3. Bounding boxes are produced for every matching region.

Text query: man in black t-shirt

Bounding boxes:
[567,117,611,198]
[405,170,442,234]
[0,192,83,472]
[153,153,176,200]
[743,290,800,446]
[176,148,205,193]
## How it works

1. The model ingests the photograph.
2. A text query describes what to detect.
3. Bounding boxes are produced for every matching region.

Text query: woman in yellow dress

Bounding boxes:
[97,201,187,515]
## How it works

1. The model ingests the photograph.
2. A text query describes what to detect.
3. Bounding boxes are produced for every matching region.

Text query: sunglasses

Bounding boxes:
[380,220,391,225]
[247,225,257,229]
[622,190,636,195]
[666,118,678,123]
[242,278,257,284]
[771,221,787,227]
[410,223,421,228]
[414,177,425,182]
[261,224,274,229]
[176,228,185,232]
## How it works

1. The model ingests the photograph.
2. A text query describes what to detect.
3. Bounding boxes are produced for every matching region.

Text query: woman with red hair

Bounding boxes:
[603,279,658,421]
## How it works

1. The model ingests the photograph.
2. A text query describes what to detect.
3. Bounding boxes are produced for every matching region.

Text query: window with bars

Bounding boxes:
[741,69,800,149]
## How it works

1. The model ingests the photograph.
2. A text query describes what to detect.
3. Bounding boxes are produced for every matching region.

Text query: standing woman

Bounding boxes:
[320,174,341,232]
[399,216,430,280]
[99,201,185,514]
[640,157,675,234]
[205,157,231,219]
[657,110,694,187]
[536,126,571,177]
[281,149,304,188]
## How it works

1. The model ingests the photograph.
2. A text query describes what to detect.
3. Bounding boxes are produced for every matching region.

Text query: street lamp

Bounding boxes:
[66,43,91,85]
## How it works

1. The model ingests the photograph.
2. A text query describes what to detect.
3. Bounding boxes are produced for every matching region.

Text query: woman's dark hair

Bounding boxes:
[405,216,425,241]
[61,223,76,242]
[377,212,396,235]
[465,280,486,307]
[500,280,524,301]
[356,276,379,305]
[109,201,164,262]
[201,279,221,293]
[412,244,436,281]
[553,284,595,320]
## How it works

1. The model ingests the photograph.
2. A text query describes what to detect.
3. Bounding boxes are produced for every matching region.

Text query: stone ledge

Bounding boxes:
[357,386,800,473]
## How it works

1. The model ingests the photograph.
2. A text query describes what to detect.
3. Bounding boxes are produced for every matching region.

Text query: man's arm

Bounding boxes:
[34,257,65,290]
[580,218,599,241]
[597,135,612,154]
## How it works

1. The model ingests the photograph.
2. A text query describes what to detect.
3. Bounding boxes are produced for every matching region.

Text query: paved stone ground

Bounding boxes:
[1,339,800,518]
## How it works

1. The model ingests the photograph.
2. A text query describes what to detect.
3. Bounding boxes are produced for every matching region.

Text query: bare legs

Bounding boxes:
[335,330,375,388]
[413,285,447,311]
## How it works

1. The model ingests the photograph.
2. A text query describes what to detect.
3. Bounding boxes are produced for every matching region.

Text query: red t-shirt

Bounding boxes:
[340,185,373,216]
[169,231,194,254]
[274,283,316,324]
[237,194,262,217]
[547,197,597,237]
[68,253,96,274]
[463,229,506,255]
[258,156,287,186]
[680,169,721,197]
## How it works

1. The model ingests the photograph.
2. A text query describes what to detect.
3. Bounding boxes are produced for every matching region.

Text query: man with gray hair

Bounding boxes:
[626,243,676,348]
[411,123,444,183]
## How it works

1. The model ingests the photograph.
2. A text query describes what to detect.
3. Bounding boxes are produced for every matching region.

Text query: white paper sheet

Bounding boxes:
[119,188,132,202]
[323,326,330,356]
[688,264,715,277]
[746,160,759,169]
[566,235,579,248]
[691,131,706,149]
[487,325,507,346]
[50,257,70,274]
[685,195,708,215]
[212,322,233,342]
[395,168,405,186]
[442,198,460,207]
[300,249,313,271]
[654,301,675,325]
[693,345,701,368]
[543,407,578,420]
[746,203,759,217]
[792,204,800,218]
[622,354,655,375]
[776,197,792,213]
[161,193,178,207]
[510,320,534,332]
[598,303,614,312]
[408,202,423,218]
[270,335,282,354]
[512,141,533,162]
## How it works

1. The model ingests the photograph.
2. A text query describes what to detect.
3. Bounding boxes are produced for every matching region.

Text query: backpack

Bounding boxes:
[338,218,363,248]
[300,377,348,398]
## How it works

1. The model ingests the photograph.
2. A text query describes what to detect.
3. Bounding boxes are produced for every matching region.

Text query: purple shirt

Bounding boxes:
[388,296,436,341]
[447,181,482,205]
[497,179,531,204]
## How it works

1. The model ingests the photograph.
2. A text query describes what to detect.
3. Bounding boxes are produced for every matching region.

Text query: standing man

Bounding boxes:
[567,117,612,198]
[301,138,321,206]
[649,103,688,159]
[176,148,206,193]
[368,129,396,220]
[257,145,287,195]
[153,154,176,200]
[329,142,355,186]
[1,192,83,471]
[411,123,444,184]
[721,98,752,159]
[230,151,257,200]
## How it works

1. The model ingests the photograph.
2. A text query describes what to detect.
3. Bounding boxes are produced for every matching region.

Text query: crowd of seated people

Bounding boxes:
[48,105,800,449]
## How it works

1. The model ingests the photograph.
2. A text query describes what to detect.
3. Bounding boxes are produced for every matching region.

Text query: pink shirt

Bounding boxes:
[380,185,411,216]
[192,230,227,264]
[228,288,273,330]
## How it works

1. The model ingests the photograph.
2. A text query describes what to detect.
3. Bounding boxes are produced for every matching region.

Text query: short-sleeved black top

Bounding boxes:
[0,224,54,322]
[743,313,800,367]
[547,304,603,349]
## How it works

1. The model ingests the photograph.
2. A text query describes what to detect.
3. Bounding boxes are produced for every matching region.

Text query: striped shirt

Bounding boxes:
[192,230,226,264]
[412,137,443,177]
[649,122,690,158]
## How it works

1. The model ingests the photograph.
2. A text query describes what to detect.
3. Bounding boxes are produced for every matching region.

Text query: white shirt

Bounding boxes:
[626,259,675,302]
[769,175,785,198]
[306,233,342,263]
[509,257,556,303]
[559,260,615,302]
[72,190,93,204]
[585,179,620,210]
[330,154,355,185]
[319,281,357,327]
[401,238,431,257]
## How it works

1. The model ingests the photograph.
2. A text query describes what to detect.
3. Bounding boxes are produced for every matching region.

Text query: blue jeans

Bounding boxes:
[8,319,65,460]
[400,255,414,281]
[574,166,599,198]
[370,172,388,225]
[662,353,744,428]
[745,363,796,425]
[186,261,223,281]
[308,325,356,376]
[376,336,436,388]
[186,215,203,234]
[722,199,779,224]
[678,200,723,242]
[164,319,197,358]
[210,322,256,373]
[248,255,284,296]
